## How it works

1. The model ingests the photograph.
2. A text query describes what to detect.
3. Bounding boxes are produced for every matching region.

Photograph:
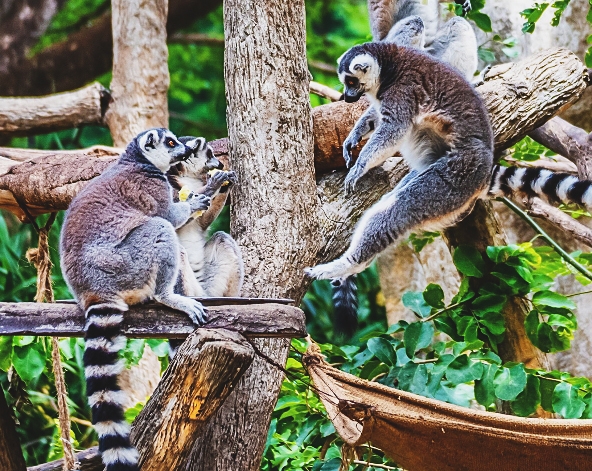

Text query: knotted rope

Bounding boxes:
[24,210,79,471]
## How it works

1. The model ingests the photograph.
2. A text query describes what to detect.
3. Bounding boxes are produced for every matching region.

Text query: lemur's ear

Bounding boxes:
[353,63,369,73]
[144,132,155,149]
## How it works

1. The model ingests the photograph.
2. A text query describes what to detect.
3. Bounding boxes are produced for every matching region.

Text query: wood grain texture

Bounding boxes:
[0,302,306,338]
[131,329,255,470]
[104,0,169,146]
[185,1,319,470]
[0,82,109,136]
[0,388,26,471]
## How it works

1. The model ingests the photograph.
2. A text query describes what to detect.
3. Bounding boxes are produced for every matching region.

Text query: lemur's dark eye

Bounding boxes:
[346,77,357,87]
[167,139,176,148]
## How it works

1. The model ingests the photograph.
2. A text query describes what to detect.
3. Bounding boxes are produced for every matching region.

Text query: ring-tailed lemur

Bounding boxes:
[60,128,213,471]
[168,138,244,299]
[305,43,592,336]
[369,0,472,46]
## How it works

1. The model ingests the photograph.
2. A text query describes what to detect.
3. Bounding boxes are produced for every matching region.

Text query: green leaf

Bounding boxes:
[12,344,46,382]
[475,363,499,407]
[540,377,559,412]
[446,355,483,385]
[402,291,431,317]
[423,283,445,309]
[511,375,541,417]
[532,291,576,309]
[404,322,434,358]
[0,336,13,371]
[453,246,486,277]
[468,11,492,32]
[367,337,396,366]
[552,382,586,419]
[479,311,506,336]
[493,364,527,401]
[319,458,341,471]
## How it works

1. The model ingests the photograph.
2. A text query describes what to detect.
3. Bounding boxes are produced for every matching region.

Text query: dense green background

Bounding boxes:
[2,1,592,470]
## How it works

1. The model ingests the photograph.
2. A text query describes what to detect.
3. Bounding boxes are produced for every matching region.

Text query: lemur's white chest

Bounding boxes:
[175,174,207,274]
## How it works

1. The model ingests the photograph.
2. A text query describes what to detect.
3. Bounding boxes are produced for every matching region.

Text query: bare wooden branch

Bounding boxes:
[0,387,26,471]
[0,83,109,136]
[105,0,169,146]
[168,33,224,46]
[503,155,577,174]
[529,116,592,179]
[308,60,337,75]
[310,81,341,102]
[27,448,100,471]
[131,328,254,470]
[0,302,306,338]
[526,197,592,247]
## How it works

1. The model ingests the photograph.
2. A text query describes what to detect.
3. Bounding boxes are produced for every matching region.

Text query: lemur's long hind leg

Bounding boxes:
[305,152,490,280]
[200,232,244,296]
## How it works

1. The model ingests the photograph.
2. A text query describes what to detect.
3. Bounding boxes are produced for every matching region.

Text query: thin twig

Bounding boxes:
[421,299,468,322]
[500,197,592,281]
[352,460,400,470]
[525,197,592,248]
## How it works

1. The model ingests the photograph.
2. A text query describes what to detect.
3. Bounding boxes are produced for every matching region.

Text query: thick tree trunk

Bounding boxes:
[105,0,169,146]
[186,1,319,470]
[0,389,26,471]
[0,0,223,97]
[130,329,255,470]
[0,0,66,76]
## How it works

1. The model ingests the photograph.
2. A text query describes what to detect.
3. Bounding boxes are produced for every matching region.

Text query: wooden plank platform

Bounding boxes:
[0,301,306,338]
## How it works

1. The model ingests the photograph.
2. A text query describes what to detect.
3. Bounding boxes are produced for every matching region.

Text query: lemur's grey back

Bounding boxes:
[368,0,439,45]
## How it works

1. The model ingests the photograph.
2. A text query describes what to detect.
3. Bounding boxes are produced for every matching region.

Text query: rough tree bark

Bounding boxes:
[0,389,26,471]
[104,0,169,146]
[0,0,222,97]
[0,83,109,136]
[131,329,255,471]
[185,1,320,469]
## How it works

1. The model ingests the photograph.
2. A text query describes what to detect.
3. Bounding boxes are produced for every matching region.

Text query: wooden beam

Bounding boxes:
[131,328,255,470]
[27,448,100,471]
[0,83,109,136]
[0,389,26,471]
[0,302,306,338]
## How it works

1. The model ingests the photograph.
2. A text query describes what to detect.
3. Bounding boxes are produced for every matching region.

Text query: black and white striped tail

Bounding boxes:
[331,276,359,338]
[84,305,139,471]
[489,165,592,208]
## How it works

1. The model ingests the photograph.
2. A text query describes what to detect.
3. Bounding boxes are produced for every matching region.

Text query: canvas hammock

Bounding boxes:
[303,343,592,471]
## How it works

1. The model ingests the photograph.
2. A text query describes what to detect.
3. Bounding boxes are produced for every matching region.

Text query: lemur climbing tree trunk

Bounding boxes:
[185,1,320,469]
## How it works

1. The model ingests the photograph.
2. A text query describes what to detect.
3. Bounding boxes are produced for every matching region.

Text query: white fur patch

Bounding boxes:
[348,54,380,96]
[88,389,128,408]
[85,314,124,330]
[556,176,578,203]
[531,170,553,195]
[507,167,527,191]
[85,360,124,379]
[582,186,592,209]
[85,335,126,353]
[94,420,131,438]
[101,447,139,466]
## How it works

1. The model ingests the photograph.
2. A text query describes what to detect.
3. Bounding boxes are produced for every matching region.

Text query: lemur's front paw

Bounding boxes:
[207,169,235,191]
[185,299,208,325]
[343,136,359,169]
[189,193,211,213]
[344,165,363,195]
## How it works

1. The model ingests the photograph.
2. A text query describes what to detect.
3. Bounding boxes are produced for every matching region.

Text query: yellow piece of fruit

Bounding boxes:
[178,186,193,202]
[208,168,230,186]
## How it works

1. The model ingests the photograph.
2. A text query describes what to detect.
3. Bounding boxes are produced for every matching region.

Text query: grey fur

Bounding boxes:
[307,43,493,280]
[384,15,426,48]
[60,128,211,323]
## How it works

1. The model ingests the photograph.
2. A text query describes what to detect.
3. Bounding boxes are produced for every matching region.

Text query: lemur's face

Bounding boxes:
[337,49,380,103]
[178,136,223,176]
[138,128,193,172]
